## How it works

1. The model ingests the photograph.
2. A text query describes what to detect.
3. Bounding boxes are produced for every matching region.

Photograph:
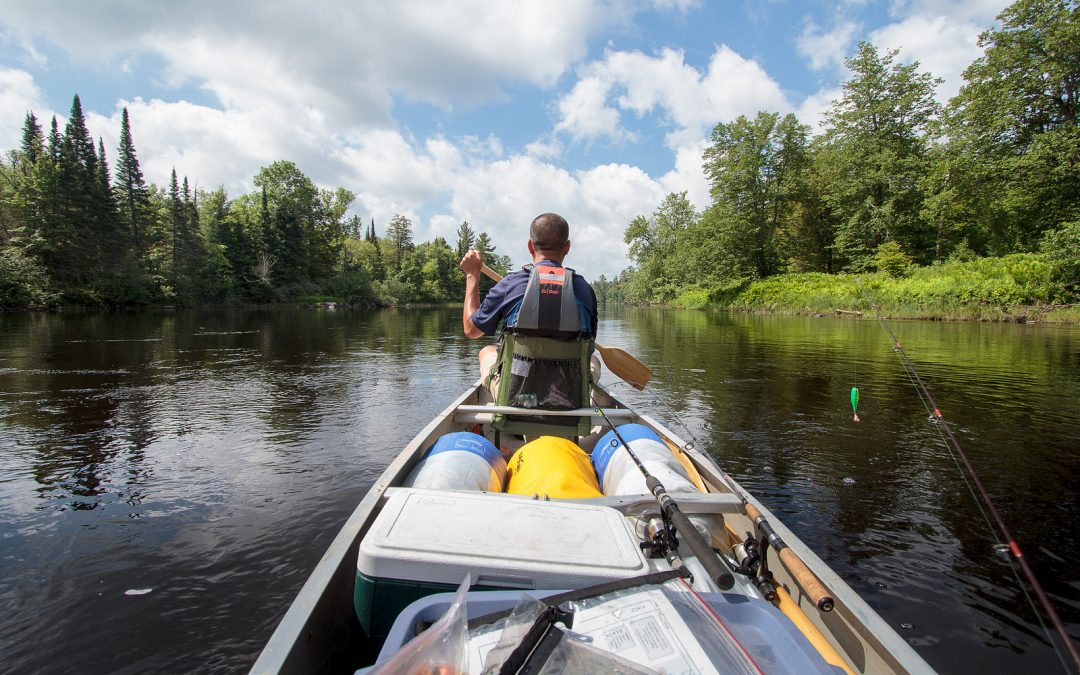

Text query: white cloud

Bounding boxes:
[869,4,1007,101]
[659,142,710,209]
[0,67,54,150]
[555,45,789,151]
[0,0,620,130]
[797,19,860,72]
[421,155,670,278]
[0,64,670,279]
[890,0,1006,23]
[555,77,629,143]
[1,1,770,280]
[793,0,1008,128]
[796,85,843,133]
[651,0,701,10]
[524,137,563,159]
[85,97,301,194]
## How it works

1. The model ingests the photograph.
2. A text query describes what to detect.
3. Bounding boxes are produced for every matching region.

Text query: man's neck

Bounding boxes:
[531,255,565,265]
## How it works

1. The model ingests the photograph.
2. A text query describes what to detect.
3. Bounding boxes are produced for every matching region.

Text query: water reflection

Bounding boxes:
[0,307,1077,673]
[605,306,1080,673]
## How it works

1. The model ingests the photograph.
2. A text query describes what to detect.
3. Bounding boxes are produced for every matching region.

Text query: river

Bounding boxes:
[0,307,1077,673]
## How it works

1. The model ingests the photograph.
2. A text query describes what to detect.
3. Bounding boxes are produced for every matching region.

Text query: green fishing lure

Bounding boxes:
[851,386,860,424]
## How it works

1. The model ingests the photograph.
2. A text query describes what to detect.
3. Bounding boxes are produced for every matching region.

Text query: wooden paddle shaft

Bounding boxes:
[745,501,834,612]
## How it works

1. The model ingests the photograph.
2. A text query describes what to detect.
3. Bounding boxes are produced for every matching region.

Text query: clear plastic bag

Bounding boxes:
[473,581,762,675]
[369,575,470,675]
[479,594,656,675]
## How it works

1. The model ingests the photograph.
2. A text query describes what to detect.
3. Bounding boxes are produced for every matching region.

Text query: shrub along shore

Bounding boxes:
[664,253,1079,324]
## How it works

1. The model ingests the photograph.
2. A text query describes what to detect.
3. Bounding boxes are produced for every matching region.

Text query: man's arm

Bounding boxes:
[459,249,485,338]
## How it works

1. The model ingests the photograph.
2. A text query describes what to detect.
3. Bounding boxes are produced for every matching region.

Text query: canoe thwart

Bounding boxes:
[454,405,636,418]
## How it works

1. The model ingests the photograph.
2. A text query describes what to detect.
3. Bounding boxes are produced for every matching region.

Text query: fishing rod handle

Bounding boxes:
[745,502,834,612]
[668,509,735,590]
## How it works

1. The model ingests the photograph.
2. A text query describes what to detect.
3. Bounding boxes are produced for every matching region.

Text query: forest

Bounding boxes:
[0,0,1076,314]
[614,0,1078,315]
[0,103,511,309]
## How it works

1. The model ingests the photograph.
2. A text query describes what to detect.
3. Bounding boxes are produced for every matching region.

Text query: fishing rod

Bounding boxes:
[855,278,1080,673]
[593,405,735,590]
[596,381,835,611]
[674,437,835,612]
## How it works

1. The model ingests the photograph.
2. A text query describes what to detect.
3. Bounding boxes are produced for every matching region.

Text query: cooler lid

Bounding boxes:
[357,489,650,587]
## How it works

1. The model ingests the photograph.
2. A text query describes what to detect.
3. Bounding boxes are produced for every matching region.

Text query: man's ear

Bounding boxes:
[527,240,536,256]
[564,240,571,255]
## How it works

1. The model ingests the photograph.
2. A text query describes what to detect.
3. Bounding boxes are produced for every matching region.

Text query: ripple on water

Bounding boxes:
[0,309,1076,674]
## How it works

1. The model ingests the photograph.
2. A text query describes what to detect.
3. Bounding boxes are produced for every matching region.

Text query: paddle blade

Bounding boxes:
[596,344,652,390]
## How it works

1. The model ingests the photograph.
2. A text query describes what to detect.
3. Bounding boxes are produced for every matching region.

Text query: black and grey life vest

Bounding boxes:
[491,264,594,434]
[512,264,585,336]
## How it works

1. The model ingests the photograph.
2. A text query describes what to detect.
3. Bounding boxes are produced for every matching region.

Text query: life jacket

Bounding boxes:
[491,263,594,435]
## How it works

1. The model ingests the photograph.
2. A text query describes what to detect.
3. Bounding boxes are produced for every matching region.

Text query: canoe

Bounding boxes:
[251,381,935,674]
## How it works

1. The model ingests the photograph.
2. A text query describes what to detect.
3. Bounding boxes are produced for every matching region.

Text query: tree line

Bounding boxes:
[0,101,512,308]
[3,0,1074,311]
[616,0,1078,305]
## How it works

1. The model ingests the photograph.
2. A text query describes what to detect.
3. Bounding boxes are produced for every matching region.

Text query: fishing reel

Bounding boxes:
[636,513,678,559]
[734,535,778,602]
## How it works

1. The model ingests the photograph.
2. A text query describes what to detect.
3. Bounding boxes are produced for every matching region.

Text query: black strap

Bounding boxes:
[467,566,690,632]
[497,605,574,675]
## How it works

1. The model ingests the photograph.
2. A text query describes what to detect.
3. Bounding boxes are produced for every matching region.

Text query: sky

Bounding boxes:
[0,0,1010,279]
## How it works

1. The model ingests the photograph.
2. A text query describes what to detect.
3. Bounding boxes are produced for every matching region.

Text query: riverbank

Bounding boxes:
[667,254,1079,324]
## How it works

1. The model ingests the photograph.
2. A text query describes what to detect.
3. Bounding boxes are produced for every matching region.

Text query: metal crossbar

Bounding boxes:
[454,405,636,418]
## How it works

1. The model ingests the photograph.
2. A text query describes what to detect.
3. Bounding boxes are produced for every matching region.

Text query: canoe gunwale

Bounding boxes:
[251,381,936,675]
[637,411,936,675]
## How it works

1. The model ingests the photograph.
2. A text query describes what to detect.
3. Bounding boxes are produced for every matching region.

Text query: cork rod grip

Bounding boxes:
[745,502,834,612]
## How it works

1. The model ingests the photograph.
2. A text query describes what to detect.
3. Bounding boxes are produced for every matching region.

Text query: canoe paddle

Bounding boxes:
[479,263,653,390]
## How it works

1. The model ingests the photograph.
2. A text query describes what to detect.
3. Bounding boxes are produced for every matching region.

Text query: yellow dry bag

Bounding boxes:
[505,436,602,499]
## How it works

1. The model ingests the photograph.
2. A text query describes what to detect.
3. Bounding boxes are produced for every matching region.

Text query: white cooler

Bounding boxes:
[353,488,651,640]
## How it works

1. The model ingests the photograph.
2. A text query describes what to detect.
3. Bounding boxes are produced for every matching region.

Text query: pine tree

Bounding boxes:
[90,137,127,300]
[474,231,494,261]
[169,168,181,285]
[386,214,414,271]
[62,95,97,176]
[473,232,497,293]
[9,113,47,250]
[35,117,63,248]
[52,94,101,291]
[115,107,151,250]
[96,139,111,199]
[170,175,203,300]
[47,116,61,163]
[455,220,475,259]
[368,218,385,281]
[18,112,44,171]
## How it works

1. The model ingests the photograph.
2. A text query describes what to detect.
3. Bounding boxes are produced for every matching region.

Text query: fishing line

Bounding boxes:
[593,378,836,612]
[592,399,736,589]
[855,278,1080,674]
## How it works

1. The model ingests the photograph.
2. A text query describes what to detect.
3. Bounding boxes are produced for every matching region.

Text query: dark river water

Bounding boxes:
[0,307,1077,674]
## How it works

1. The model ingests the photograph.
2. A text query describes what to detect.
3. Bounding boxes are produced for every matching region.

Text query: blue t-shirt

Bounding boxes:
[470,260,598,338]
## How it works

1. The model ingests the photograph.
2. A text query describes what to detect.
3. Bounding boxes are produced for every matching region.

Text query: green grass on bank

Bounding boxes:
[673,254,1077,323]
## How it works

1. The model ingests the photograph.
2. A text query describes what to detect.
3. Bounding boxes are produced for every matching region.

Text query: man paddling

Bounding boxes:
[459,213,600,404]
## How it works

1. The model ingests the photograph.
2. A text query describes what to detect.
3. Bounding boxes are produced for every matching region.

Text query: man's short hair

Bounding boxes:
[530,213,569,251]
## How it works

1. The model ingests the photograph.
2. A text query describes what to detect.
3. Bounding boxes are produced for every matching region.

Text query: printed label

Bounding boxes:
[511,357,531,377]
